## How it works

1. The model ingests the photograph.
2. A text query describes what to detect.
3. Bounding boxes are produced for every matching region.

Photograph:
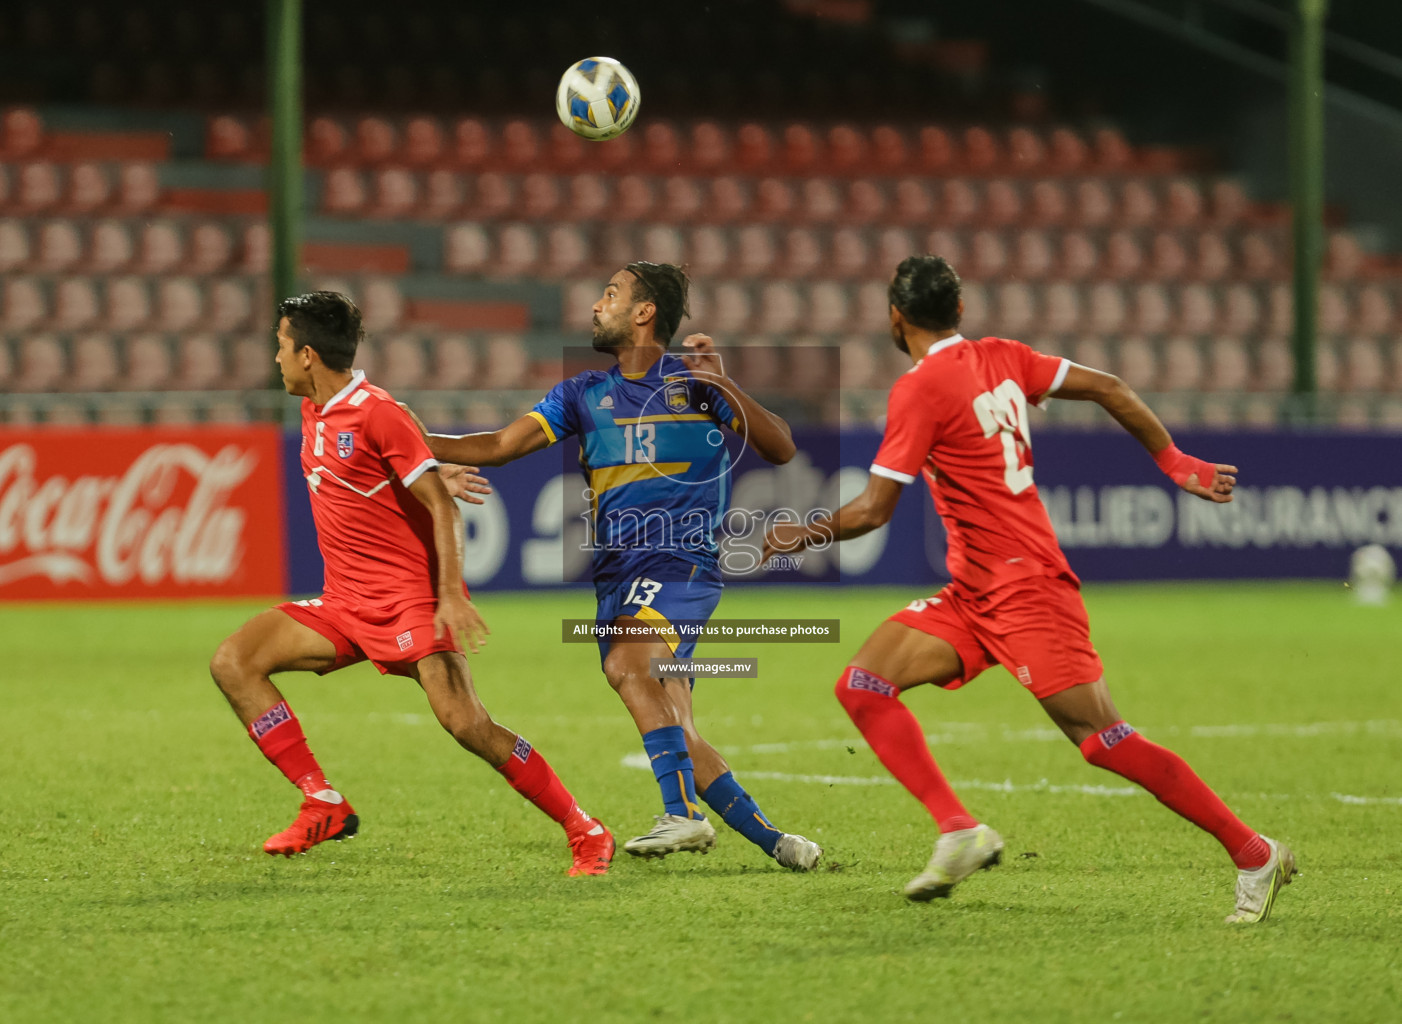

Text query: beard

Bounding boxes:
[890,322,909,355]
[592,316,629,353]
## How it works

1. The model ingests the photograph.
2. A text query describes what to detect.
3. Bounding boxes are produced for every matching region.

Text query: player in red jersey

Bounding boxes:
[764,256,1295,924]
[209,292,613,876]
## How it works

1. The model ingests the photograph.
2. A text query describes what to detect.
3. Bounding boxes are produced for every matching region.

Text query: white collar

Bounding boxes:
[320,369,366,412]
[926,334,966,357]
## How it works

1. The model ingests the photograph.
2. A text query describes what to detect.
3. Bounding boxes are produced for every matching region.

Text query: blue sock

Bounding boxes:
[700,771,782,856]
[641,726,704,819]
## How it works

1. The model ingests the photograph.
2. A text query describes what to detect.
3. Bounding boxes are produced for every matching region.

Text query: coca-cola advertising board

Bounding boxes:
[0,428,286,600]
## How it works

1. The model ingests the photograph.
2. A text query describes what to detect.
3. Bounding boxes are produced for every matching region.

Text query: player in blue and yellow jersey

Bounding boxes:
[416,262,823,870]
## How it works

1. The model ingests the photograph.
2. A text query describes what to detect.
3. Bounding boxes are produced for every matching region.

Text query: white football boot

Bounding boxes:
[904,823,1004,901]
[774,833,823,871]
[623,814,717,858]
[1224,837,1297,924]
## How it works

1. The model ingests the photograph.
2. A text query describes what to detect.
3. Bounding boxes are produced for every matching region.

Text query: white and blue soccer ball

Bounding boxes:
[555,57,641,141]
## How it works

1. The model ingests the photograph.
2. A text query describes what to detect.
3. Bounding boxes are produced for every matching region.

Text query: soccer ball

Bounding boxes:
[555,57,641,141]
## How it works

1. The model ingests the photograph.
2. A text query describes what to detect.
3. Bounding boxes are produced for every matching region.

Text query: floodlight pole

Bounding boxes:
[1289,0,1327,422]
[267,0,303,394]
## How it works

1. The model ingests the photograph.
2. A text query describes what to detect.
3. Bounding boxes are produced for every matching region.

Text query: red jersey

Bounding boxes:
[871,334,1075,596]
[299,371,441,608]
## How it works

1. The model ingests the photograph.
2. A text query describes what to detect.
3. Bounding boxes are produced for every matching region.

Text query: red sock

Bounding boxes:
[835,667,977,833]
[249,701,332,800]
[1080,722,1268,869]
[497,737,592,836]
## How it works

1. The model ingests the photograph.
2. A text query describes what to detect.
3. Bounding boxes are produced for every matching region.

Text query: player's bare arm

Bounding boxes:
[1053,364,1237,503]
[406,469,490,654]
[681,333,796,465]
[761,473,903,564]
[394,403,494,502]
[423,414,553,469]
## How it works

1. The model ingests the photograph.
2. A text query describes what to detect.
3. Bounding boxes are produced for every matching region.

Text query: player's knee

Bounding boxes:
[208,636,246,689]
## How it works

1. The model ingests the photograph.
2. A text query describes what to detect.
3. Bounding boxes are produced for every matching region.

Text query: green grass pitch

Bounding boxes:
[3,584,1400,1022]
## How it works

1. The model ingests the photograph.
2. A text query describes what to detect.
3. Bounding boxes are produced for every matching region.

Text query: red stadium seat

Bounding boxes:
[690,122,731,174]
[1239,231,1280,280]
[1057,231,1098,280]
[780,124,821,175]
[1072,180,1115,228]
[870,126,909,174]
[969,230,1008,279]
[472,172,518,220]
[500,120,541,171]
[915,127,956,174]
[172,334,227,390]
[519,172,561,220]
[1087,282,1128,335]
[122,333,174,390]
[1007,128,1047,175]
[35,220,83,273]
[230,335,274,389]
[67,162,113,213]
[994,282,1037,335]
[703,176,750,225]
[2,277,47,331]
[206,278,253,332]
[736,344,783,389]
[687,225,730,278]
[1352,284,1395,335]
[1342,337,1386,392]
[1163,179,1205,227]
[114,163,160,213]
[1091,127,1134,172]
[14,334,66,392]
[659,177,703,223]
[1160,336,1204,390]
[642,122,682,174]
[962,127,1002,174]
[494,224,539,276]
[370,167,420,219]
[88,219,134,273]
[752,178,795,223]
[429,335,478,391]
[734,123,775,174]
[353,116,398,166]
[359,277,405,333]
[852,281,890,333]
[323,168,368,214]
[54,278,100,331]
[798,179,841,224]
[1326,232,1366,280]
[873,228,915,276]
[598,224,636,269]
[1220,283,1262,335]
[481,334,528,389]
[561,278,601,331]
[1194,231,1232,281]
[544,122,587,173]
[1254,338,1293,389]
[188,222,234,274]
[0,218,30,272]
[843,180,887,225]
[421,169,465,220]
[827,125,869,174]
[806,282,850,334]
[70,332,120,391]
[1047,128,1090,174]
[641,224,684,267]
[1177,283,1217,335]
[1203,337,1251,392]
[207,115,253,161]
[16,162,62,213]
[1010,230,1053,280]
[1264,283,1292,336]
[402,117,445,166]
[983,180,1023,227]
[239,222,270,273]
[891,179,933,224]
[1209,180,1251,224]
[1118,180,1159,228]
[154,278,203,332]
[106,276,152,331]
[136,221,185,274]
[959,282,989,328]
[1102,230,1144,280]
[941,180,980,226]
[708,281,753,335]
[924,229,965,270]
[377,334,429,391]
[1146,232,1188,281]
[564,174,611,223]
[1043,282,1083,334]
[615,175,657,222]
[1319,284,1351,334]
[1117,336,1158,391]
[1130,283,1172,334]
[780,228,823,279]
[1315,339,1342,392]
[1,107,44,159]
[452,118,492,170]
[1027,180,1070,227]
[839,339,881,389]
[542,224,591,279]
[1072,337,1111,374]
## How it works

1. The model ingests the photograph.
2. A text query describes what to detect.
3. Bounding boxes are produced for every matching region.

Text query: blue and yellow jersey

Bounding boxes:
[529,353,738,584]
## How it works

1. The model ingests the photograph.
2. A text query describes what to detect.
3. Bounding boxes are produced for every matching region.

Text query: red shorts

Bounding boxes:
[277,593,459,678]
[888,575,1103,699]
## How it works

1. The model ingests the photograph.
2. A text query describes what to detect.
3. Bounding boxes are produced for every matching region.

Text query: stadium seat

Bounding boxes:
[1087,282,1127,334]
[358,277,405,331]
[598,223,635,270]
[915,126,956,175]
[1177,283,1217,335]
[1203,337,1252,392]
[136,221,185,274]
[323,168,368,214]
[1160,336,1204,390]
[1102,230,1144,280]
[1057,231,1098,280]
[1197,395,1238,427]
[641,224,684,267]
[1118,180,1159,228]
[1027,180,1070,226]
[1072,180,1115,228]
[188,222,234,274]
[35,220,83,272]
[751,178,794,223]
[873,228,914,277]
[16,162,62,213]
[756,282,803,334]
[514,172,558,221]
[67,162,113,213]
[0,219,30,272]
[54,278,101,331]
[871,125,909,173]
[1,106,44,159]
[563,174,610,223]
[1325,231,1365,280]
[377,334,429,391]
[1342,337,1386,392]
[171,334,226,390]
[727,124,770,174]
[1254,338,1293,390]
[807,282,850,334]
[480,334,528,389]
[1006,127,1047,175]
[1264,284,1293,337]
[370,167,420,219]
[1220,283,1262,335]
[106,276,151,331]
[1147,232,1188,281]
[1011,230,1054,280]
[88,218,134,272]
[1163,179,1205,227]
[780,124,821,175]
[962,127,1002,174]
[353,116,398,166]
[1209,180,1251,224]
[402,116,445,166]
[1070,336,1110,375]
[735,343,783,389]
[826,125,869,174]
[1195,231,1232,281]
[114,162,160,213]
[660,177,703,223]
[1043,282,1082,334]
[543,122,586,173]
[206,114,253,161]
[500,120,541,171]
[994,282,1036,335]
[1319,284,1351,334]
[641,122,682,174]
[2,277,47,331]
[839,338,880,389]
[70,332,119,391]
[689,122,730,174]
[960,282,990,329]
[1315,339,1341,391]
[239,222,270,273]
[1352,284,1395,335]
[494,222,540,276]
[781,228,823,279]
[615,175,657,222]
[1047,127,1090,174]
[428,334,477,391]
[13,334,65,391]
[444,223,491,275]
[154,278,203,332]
[891,178,933,224]
[924,228,966,270]
[983,180,1022,226]
[1239,232,1280,280]
[734,225,777,278]
[473,172,517,220]
[843,180,886,224]
[152,399,199,425]
[708,281,753,335]
[230,335,273,389]
[417,169,462,219]
[206,278,253,332]
[542,224,591,279]
[969,230,1008,279]
[1116,336,1158,391]
[1091,127,1134,172]
[852,281,891,332]
[681,225,726,279]
[121,333,174,390]
[1131,283,1172,334]
[451,117,492,169]
[941,180,980,226]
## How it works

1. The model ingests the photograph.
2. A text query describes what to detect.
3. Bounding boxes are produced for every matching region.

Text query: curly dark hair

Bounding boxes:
[624,261,690,346]
[888,255,962,332]
[277,291,363,372]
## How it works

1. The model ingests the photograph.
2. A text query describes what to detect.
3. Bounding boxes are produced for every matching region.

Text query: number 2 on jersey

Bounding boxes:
[972,380,1034,495]
[622,422,656,464]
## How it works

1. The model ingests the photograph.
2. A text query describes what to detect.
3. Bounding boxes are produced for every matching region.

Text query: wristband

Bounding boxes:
[1152,444,1217,489]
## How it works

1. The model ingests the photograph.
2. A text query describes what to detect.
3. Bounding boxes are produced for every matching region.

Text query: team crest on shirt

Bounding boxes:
[665,382,689,411]
[598,395,614,409]
[336,431,354,458]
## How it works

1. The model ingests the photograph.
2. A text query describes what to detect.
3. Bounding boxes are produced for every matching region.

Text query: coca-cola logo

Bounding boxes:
[0,443,258,588]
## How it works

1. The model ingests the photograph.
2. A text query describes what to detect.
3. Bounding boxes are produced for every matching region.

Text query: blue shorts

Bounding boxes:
[595,561,723,667]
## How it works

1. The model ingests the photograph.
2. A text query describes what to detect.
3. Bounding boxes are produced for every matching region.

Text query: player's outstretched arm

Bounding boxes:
[681,333,796,465]
[1053,364,1237,503]
[424,415,553,469]
[761,473,904,564]
[406,469,490,653]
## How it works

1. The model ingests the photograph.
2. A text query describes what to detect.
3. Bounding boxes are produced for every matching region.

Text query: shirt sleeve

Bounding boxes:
[700,382,739,431]
[527,376,581,445]
[365,400,439,486]
[1017,341,1072,406]
[870,372,943,485]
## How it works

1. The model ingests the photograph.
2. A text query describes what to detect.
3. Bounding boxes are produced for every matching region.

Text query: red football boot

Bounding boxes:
[263,794,359,856]
[567,821,615,876]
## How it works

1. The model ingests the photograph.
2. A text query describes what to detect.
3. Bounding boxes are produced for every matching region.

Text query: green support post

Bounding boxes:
[267,0,303,395]
[1289,0,1327,423]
